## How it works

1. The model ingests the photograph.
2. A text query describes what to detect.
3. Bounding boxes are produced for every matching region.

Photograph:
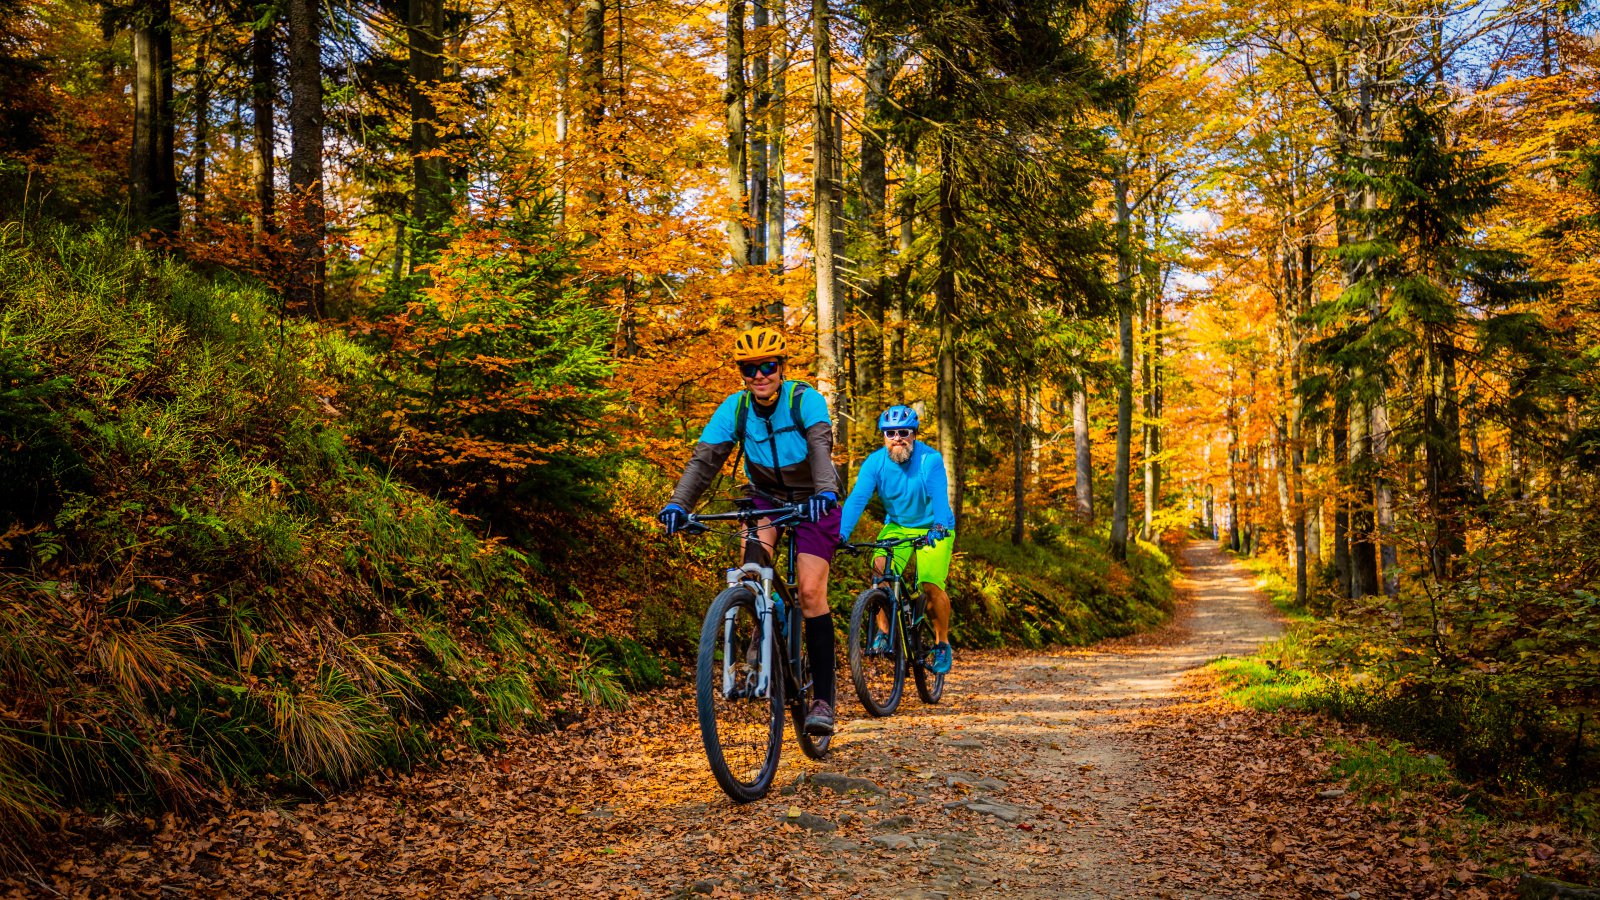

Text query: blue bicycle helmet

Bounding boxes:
[877,405,920,431]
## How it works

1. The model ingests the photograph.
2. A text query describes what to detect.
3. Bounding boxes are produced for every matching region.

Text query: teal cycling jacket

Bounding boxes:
[668,380,839,507]
[838,441,956,540]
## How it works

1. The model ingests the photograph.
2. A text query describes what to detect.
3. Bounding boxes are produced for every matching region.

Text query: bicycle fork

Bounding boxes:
[723,564,778,699]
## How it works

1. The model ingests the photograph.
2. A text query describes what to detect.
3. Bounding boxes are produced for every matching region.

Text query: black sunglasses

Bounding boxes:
[882,428,915,439]
[738,360,782,378]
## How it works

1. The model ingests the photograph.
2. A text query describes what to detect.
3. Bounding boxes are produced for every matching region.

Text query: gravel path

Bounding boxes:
[788,538,1285,899]
[19,541,1289,899]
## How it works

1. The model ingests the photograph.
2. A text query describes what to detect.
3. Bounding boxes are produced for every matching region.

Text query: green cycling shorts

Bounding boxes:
[875,523,954,592]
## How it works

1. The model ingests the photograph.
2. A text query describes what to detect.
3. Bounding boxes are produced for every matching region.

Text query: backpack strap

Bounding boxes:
[734,390,752,446]
[787,382,809,437]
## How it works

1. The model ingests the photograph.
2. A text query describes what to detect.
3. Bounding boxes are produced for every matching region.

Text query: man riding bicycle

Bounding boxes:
[832,406,953,672]
[838,405,957,675]
[657,327,843,736]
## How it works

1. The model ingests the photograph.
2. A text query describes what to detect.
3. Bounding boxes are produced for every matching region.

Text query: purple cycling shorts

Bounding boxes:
[750,493,842,563]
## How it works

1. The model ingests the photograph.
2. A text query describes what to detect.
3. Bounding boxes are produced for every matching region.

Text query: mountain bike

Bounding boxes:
[842,533,945,717]
[683,489,831,802]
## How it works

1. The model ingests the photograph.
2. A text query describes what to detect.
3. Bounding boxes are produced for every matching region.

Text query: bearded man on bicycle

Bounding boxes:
[837,405,957,675]
[657,327,844,736]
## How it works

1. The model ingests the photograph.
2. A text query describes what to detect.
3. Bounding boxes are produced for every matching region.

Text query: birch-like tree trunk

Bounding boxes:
[1331,408,1351,595]
[1109,172,1135,561]
[766,0,786,321]
[811,0,838,402]
[1074,383,1093,520]
[1108,7,1135,561]
[1227,398,1241,552]
[555,2,572,227]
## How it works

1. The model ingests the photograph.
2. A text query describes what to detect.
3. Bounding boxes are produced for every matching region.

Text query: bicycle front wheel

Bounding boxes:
[696,585,785,802]
[911,593,945,705]
[848,587,904,717]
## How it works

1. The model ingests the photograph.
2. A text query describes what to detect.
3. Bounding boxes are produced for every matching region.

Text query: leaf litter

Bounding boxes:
[6,543,1596,898]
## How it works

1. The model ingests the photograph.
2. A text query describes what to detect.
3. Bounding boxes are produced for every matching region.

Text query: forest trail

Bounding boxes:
[29,544,1396,899]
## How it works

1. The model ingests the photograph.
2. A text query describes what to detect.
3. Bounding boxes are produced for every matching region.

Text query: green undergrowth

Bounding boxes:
[827,518,1173,650]
[1326,736,1460,809]
[1210,630,1325,711]
[0,224,669,857]
[1209,552,1600,835]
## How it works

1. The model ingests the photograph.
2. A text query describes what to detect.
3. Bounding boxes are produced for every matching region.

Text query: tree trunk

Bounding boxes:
[749,0,768,267]
[286,0,324,316]
[1372,393,1399,596]
[1074,383,1093,520]
[555,2,572,227]
[1332,413,1351,596]
[1426,333,1466,579]
[581,0,605,130]
[1227,407,1241,552]
[131,0,179,236]
[409,0,449,267]
[810,0,838,402]
[250,4,276,239]
[1110,173,1134,561]
[858,36,889,425]
[192,19,212,218]
[1349,396,1379,596]
[1467,382,1485,499]
[725,0,749,268]
[1141,265,1162,541]
[1012,383,1027,546]
[1029,383,1042,490]
[934,90,960,526]
[765,0,786,320]
[890,140,914,403]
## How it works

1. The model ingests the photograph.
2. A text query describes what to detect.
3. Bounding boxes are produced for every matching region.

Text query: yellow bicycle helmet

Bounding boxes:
[732,326,787,362]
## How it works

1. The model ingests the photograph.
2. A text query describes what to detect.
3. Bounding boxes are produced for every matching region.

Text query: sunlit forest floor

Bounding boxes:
[11,542,1591,898]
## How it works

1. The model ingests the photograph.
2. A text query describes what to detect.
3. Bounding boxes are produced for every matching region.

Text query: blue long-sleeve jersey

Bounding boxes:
[838,441,956,540]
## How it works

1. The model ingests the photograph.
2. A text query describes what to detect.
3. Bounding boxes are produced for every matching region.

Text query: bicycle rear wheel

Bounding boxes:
[848,587,904,717]
[790,607,832,760]
[910,593,945,705]
[696,585,785,801]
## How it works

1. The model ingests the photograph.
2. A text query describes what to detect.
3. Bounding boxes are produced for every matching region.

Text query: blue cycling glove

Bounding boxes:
[658,503,688,535]
[805,491,838,524]
[926,525,949,543]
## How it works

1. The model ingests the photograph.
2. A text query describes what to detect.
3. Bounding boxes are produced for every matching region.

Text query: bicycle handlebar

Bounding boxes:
[682,500,805,535]
[840,534,936,554]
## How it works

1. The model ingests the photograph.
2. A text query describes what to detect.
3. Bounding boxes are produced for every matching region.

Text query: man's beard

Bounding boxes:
[888,442,912,464]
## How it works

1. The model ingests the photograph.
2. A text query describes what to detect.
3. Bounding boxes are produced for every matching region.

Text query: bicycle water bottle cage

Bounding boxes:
[726,562,775,588]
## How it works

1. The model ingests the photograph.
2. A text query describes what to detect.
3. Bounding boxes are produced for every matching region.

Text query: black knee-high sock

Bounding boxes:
[803,613,836,706]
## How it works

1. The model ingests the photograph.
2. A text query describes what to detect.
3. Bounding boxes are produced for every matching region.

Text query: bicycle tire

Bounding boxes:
[848,587,904,717]
[910,593,945,705]
[696,585,785,801]
[791,610,832,760]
